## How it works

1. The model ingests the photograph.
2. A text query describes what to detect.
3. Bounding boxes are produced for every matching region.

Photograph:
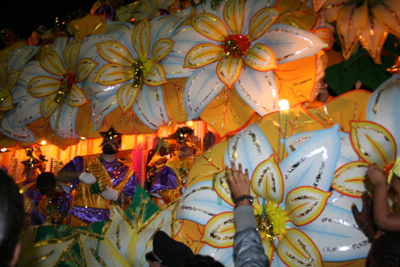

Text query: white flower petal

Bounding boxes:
[234,68,278,116]
[132,85,170,130]
[257,23,327,64]
[183,63,225,120]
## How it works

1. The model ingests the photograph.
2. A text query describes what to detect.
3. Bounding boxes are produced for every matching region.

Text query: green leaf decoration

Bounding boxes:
[25,185,160,267]
[325,62,360,95]
[124,184,160,225]
[358,57,393,91]
[383,34,400,57]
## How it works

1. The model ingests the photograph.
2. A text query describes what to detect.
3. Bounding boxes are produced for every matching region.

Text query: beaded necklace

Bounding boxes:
[107,161,121,183]
[46,196,63,223]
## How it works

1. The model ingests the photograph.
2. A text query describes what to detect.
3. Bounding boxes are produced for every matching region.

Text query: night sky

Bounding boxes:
[0,0,96,48]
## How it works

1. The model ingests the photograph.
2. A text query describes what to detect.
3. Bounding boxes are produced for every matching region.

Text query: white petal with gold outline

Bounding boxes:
[0,109,36,142]
[132,85,170,130]
[293,204,370,261]
[91,95,120,131]
[224,123,274,176]
[367,74,400,157]
[177,181,232,226]
[6,45,40,73]
[234,68,278,116]
[279,125,340,199]
[256,24,328,64]
[183,62,225,120]
[49,104,80,139]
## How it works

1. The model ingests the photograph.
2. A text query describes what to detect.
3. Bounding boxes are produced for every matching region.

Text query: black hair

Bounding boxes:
[0,170,24,267]
[367,231,400,267]
[183,255,225,267]
[36,172,56,191]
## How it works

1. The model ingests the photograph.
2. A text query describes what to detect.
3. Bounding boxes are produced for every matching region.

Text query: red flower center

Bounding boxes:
[222,34,251,57]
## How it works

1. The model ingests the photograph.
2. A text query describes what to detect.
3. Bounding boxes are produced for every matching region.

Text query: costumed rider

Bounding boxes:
[19,148,47,226]
[150,127,201,204]
[56,126,139,226]
[32,172,66,225]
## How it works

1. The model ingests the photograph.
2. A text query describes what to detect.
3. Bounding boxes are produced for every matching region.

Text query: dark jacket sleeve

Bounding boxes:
[234,205,270,267]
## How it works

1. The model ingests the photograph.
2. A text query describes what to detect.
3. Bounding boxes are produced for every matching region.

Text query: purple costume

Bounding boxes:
[60,156,138,225]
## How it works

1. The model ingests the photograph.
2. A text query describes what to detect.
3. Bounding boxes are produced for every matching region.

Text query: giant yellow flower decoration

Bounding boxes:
[323,0,400,64]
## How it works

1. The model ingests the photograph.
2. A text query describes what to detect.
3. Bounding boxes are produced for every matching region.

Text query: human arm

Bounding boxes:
[56,171,82,183]
[226,161,270,267]
[351,191,375,241]
[367,163,400,231]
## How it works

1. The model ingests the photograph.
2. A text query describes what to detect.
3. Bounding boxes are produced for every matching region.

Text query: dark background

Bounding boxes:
[0,0,95,49]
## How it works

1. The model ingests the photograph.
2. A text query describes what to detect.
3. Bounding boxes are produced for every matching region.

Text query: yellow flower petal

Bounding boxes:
[77,58,98,82]
[332,161,370,198]
[350,121,396,168]
[0,62,6,89]
[201,212,235,248]
[63,39,81,74]
[28,76,61,97]
[144,63,167,86]
[313,27,335,50]
[337,1,368,61]
[184,44,224,69]
[96,41,135,66]
[285,186,331,226]
[223,0,245,35]
[371,0,400,38]
[67,84,89,107]
[0,91,13,112]
[117,83,137,113]
[7,70,20,90]
[359,13,388,64]
[217,57,243,88]
[244,44,277,71]
[152,38,174,63]
[193,13,229,42]
[323,0,346,22]
[278,228,323,267]
[40,94,59,119]
[94,64,133,86]
[41,51,67,76]
[251,155,284,205]
[213,171,234,207]
[132,19,150,59]
[248,8,282,41]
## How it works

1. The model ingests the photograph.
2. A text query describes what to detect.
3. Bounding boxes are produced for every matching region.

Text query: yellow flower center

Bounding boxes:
[255,203,286,242]
[55,71,74,104]
[131,58,154,88]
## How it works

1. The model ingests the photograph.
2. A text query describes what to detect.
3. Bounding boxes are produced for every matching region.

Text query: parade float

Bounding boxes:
[1,0,400,266]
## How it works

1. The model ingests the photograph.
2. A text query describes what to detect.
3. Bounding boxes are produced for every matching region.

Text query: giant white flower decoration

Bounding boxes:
[177,124,369,266]
[87,14,188,131]
[164,0,327,121]
[329,74,400,198]
[11,38,94,139]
